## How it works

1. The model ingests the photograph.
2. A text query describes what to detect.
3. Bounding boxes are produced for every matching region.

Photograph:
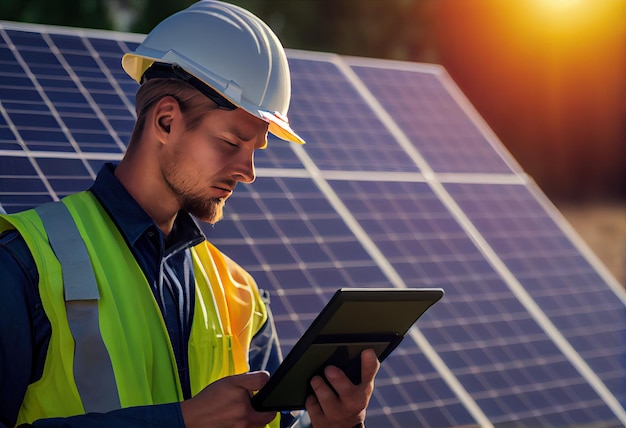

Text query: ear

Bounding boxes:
[152,96,179,144]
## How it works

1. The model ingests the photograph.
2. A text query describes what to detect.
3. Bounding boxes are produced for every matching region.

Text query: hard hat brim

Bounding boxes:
[123,52,305,146]
[261,111,306,146]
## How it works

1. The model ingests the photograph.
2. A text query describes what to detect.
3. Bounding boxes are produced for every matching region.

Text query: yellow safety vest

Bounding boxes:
[0,192,275,425]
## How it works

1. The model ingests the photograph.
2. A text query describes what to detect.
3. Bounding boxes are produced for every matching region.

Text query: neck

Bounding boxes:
[114,153,179,236]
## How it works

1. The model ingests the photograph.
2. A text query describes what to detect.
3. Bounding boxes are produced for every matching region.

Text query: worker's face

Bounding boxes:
[160,105,268,224]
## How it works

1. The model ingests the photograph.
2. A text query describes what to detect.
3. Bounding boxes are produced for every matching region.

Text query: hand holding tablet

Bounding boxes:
[251,287,444,411]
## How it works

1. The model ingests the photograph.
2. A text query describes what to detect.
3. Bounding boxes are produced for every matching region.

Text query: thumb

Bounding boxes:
[229,371,271,392]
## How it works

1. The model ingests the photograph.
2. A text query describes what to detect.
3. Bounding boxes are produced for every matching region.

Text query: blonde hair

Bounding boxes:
[127,78,217,150]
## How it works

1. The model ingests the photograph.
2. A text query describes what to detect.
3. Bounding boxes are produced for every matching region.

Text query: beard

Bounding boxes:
[180,193,225,225]
[161,162,226,224]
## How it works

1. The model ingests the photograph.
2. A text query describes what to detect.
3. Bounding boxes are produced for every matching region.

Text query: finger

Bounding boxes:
[323,349,381,398]
[324,364,353,397]
[309,374,338,410]
[306,382,330,422]
[229,370,271,392]
[360,349,381,384]
[229,373,277,425]
[305,391,323,419]
[250,410,279,427]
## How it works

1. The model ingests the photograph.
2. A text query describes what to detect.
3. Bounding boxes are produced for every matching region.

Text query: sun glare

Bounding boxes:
[523,0,625,41]
[534,0,586,11]
[529,0,591,26]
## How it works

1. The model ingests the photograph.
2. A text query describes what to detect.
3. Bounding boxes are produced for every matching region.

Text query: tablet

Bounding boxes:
[251,287,444,411]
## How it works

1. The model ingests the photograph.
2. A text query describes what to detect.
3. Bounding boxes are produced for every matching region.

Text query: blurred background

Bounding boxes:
[1,0,624,285]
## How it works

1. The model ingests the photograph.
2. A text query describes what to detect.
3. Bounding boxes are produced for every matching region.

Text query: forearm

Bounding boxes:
[29,403,185,428]
[11,403,184,428]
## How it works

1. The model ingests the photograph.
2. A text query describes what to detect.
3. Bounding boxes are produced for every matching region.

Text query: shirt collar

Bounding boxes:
[90,163,205,253]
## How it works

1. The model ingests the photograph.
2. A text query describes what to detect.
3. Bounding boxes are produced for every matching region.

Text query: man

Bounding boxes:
[0,1,380,427]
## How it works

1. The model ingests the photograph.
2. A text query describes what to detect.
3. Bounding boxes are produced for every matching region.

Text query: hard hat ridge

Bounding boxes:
[122,0,305,145]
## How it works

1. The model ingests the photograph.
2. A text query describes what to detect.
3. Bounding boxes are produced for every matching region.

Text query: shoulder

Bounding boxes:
[0,228,19,244]
[0,228,38,286]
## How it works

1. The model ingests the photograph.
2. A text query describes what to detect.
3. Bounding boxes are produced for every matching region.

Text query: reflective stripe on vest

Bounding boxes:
[35,201,121,413]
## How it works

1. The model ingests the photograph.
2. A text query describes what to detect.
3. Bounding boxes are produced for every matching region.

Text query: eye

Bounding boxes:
[222,139,238,148]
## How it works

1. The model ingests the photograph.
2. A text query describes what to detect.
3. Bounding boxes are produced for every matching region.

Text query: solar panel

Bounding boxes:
[1,20,625,427]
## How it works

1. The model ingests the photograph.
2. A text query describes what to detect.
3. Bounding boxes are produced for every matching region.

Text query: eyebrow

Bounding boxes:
[225,125,268,148]
[225,126,251,142]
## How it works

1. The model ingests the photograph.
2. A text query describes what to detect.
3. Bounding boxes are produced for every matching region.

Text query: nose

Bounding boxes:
[234,149,256,184]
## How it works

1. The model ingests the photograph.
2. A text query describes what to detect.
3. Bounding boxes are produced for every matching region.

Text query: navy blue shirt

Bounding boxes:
[0,163,283,427]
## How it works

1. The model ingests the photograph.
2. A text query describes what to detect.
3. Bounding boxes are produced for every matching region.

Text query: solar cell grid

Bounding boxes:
[287,55,420,173]
[1,20,625,427]
[446,182,626,413]
[349,61,519,175]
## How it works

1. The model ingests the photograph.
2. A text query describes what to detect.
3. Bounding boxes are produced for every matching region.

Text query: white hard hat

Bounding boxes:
[122,0,305,145]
